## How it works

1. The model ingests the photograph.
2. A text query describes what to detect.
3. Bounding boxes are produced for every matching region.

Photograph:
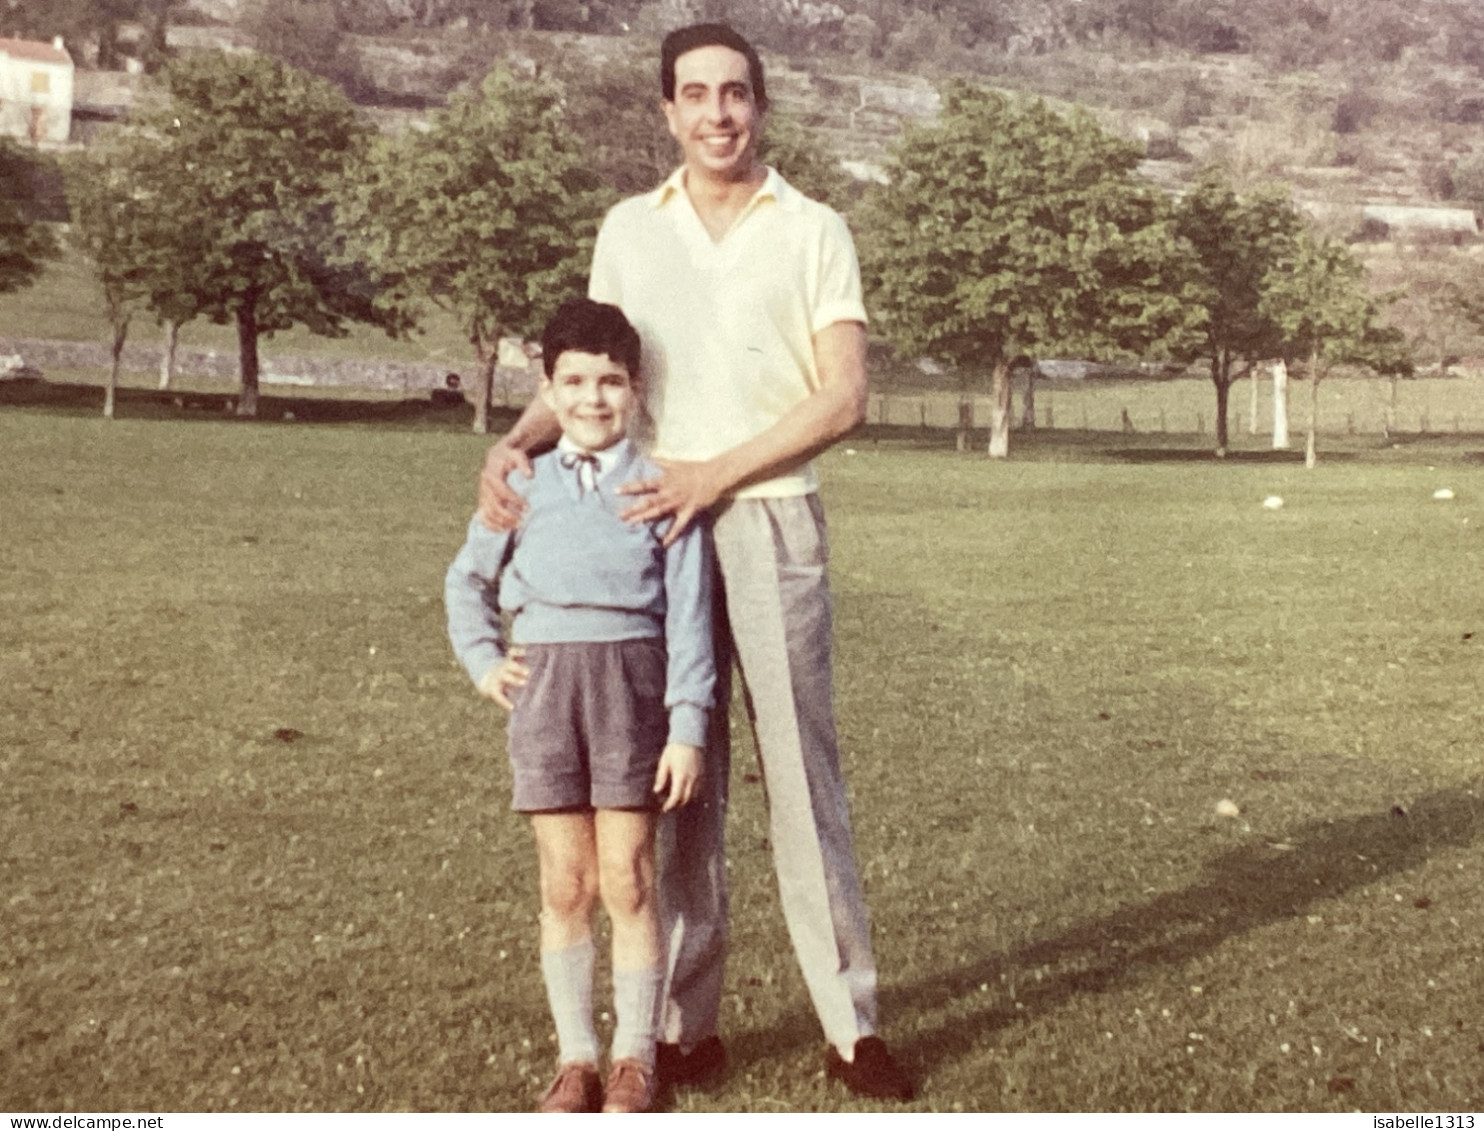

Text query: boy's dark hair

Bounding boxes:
[660,22,768,109]
[541,297,641,380]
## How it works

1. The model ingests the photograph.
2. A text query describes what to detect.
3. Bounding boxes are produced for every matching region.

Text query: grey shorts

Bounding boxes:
[505,638,668,813]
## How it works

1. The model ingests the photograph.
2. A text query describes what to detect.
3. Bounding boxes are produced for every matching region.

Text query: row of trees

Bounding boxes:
[859,83,1410,458]
[5,51,1423,457]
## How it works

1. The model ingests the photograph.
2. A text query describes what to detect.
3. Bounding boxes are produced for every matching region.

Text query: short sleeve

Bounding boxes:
[811,208,868,335]
[588,207,623,307]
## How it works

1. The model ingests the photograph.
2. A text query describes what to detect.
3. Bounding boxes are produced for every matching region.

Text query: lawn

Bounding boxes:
[2,408,1482,1112]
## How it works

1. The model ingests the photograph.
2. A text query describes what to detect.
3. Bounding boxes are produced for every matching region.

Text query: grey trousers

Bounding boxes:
[655,493,879,1054]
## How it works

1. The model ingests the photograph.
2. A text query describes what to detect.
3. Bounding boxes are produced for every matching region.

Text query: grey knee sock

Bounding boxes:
[540,938,599,1065]
[610,965,662,1067]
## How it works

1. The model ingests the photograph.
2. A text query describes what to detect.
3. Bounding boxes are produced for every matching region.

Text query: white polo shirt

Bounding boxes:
[589,166,867,499]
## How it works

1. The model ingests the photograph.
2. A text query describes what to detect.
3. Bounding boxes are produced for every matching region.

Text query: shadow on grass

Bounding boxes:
[880,780,1484,1079]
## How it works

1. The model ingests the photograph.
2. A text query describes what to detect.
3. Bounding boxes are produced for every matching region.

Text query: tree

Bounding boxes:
[65,144,150,418]
[125,53,407,416]
[0,195,55,298]
[859,83,1201,457]
[1174,168,1307,454]
[64,126,206,413]
[0,142,58,296]
[1261,231,1409,467]
[339,67,606,433]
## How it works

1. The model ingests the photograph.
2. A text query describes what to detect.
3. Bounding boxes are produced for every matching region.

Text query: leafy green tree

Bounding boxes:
[0,198,55,298]
[859,82,1201,457]
[1174,168,1307,454]
[541,52,673,197]
[339,67,606,433]
[63,129,207,414]
[65,144,150,418]
[1261,231,1408,467]
[0,141,58,296]
[125,52,406,416]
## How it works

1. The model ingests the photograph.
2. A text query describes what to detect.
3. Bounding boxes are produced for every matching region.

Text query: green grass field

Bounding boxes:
[3,408,1483,1112]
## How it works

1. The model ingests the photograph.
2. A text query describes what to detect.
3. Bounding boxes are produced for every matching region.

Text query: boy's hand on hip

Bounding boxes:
[478,440,533,532]
[653,743,703,811]
[618,459,722,546]
[478,647,529,711]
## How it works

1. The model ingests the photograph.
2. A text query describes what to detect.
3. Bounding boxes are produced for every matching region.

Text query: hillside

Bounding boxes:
[34,0,1484,369]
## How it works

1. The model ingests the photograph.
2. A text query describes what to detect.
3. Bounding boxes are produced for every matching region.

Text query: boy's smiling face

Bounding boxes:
[540,349,635,453]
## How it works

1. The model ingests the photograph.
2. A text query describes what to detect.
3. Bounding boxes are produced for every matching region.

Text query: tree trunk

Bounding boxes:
[955,396,972,451]
[236,302,260,418]
[1020,365,1036,429]
[1212,356,1230,456]
[105,315,129,420]
[988,358,1011,459]
[1384,372,1399,438]
[1248,366,1259,435]
[1304,348,1319,470]
[1272,359,1290,450]
[471,332,496,435]
[158,320,179,391]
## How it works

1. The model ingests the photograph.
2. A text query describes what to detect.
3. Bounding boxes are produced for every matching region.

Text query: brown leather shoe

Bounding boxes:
[601,1058,657,1113]
[537,1061,602,1113]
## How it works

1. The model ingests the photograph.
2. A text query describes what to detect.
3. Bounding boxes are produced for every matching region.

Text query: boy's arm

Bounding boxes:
[444,515,516,688]
[660,516,716,749]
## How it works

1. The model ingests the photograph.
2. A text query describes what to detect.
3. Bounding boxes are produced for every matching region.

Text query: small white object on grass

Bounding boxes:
[1433,488,1455,501]
[1262,495,1284,510]
[1215,798,1241,818]
[844,448,858,456]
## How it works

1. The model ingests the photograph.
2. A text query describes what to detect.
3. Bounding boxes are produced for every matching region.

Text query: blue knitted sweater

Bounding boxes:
[444,438,715,747]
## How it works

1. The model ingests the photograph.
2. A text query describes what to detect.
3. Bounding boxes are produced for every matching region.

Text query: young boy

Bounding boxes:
[445,298,714,1113]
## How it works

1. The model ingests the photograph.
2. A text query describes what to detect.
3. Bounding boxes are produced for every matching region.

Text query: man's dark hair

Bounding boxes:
[660,22,768,109]
[541,297,642,380]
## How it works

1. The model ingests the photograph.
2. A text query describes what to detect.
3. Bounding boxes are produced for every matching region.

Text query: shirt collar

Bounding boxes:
[556,434,628,481]
[653,164,796,214]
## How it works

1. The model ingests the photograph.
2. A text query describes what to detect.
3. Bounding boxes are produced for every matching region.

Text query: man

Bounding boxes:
[478,22,912,1103]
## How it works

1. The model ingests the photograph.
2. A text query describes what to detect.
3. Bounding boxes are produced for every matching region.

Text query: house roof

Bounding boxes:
[0,37,73,66]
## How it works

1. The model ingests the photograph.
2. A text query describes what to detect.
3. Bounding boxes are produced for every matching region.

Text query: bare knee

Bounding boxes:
[541,861,598,921]
[598,854,654,922]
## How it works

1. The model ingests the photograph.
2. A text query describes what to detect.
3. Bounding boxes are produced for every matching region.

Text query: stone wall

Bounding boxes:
[0,336,540,397]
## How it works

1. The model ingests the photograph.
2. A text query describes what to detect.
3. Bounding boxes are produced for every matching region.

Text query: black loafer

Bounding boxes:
[825,1036,915,1101]
[656,1036,727,1088]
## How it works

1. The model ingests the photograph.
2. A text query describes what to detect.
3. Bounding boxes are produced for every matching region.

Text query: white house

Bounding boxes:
[0,37,74,145]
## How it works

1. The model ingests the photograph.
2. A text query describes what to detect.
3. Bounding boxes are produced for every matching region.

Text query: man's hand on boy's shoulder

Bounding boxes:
[620,457,725,546]
[477,647,529,710]
[478,440,535,532]
[653,742,703,812]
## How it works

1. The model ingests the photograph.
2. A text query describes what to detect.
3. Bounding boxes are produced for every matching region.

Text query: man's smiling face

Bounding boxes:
[663,44,765,184]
